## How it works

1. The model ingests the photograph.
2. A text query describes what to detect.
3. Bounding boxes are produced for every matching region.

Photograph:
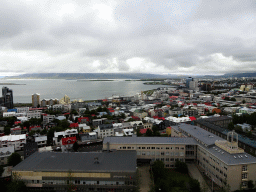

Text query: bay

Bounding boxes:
[0,79,173,103]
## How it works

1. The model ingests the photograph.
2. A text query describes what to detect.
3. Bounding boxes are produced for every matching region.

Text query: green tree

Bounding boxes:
[0,165,4,176]
[189,179,201,192]
[227,122,234,131]
[175,160,188,174]
[73,141,79,152]
[145,129,153,136]
[248,180,254,189]
[4,126,11,135]
[8,152,22,167]
[7,172,28,192]
[152,160,165,180]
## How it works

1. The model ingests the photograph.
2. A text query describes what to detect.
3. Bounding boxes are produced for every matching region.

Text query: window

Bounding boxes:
[242,173,248,179]
[161,158,164,161]
[151,151,155,155]
[142,152,146,155]
[128,147,131,149]
[137,152,141,155]
[161,152,165,156]
[123,147,126,149]
[161,147,163,149]
[138,147,141,149]
[166,164,169,167]
[166,152,169,155]
[166,147,169,150]
[242,165,247,172]
[156,147,160,149]
[181,147,184,150]
[170,158,174,161]
[166,158,169,162]
[142,147,145,149]
[147,147,150,149]
[151,147,155,149]
[242,181,248,187]
[175,147,179,150]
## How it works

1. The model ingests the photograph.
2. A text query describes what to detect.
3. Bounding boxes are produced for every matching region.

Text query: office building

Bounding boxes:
[1,87,13,109]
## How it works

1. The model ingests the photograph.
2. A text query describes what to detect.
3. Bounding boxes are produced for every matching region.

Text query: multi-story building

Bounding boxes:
[16,107,30,113]
[53,129,78,146]
[0,146,14,165]
[32,93,40,108]
[96,124,116,139]
[12,151,137,192]
[1,87,13,109]
[103,123,256,191]
[0,134,26,151]
[27,110,42,119]
[43,114,56,125]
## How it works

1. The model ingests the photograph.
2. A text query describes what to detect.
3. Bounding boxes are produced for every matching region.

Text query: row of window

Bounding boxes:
[137,151,184,156]
[201,157,227,177]
[28,180,130,186]
[137,146,185,150]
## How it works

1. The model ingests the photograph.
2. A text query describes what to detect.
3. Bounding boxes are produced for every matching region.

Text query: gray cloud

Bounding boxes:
[0,0,256,76]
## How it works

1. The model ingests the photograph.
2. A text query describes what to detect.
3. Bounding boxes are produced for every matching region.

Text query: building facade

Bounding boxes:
[32,93,40,108]
[12,151,137,192]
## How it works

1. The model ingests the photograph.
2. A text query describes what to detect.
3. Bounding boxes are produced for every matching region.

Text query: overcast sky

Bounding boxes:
[1,0,256,76]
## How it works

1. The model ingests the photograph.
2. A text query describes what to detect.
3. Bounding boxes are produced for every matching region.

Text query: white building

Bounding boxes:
[27,110,42,119]
[0,146,15,165]
[35,136,47,148]
[3,112,16,117]
[16,107,29,113]
[0,134,26,151]
[53,129,78,145]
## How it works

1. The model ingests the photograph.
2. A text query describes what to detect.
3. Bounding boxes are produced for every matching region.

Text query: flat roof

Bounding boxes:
[103,136,197,145]
[176,124,225,146]
[199,144,256,165]
[13,151,137,173]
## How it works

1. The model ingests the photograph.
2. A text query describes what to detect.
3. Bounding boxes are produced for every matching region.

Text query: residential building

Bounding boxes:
[35,136,47,148]
[27,110,42,119]
[0,146,14,165]
[61,136,77,152]
[12,151,137,192]
[80,132,97,142]
[53,129,78,145]
[0,134,26,151]
[32,93,40,108]
[96,124,115,139]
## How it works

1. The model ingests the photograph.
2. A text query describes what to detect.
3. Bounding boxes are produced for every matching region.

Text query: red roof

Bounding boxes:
[69,123,79,128]
[78,117,89,122]
[189,116,196,121]
[131,116,140,120]
[64,113,70,115]
[62,136,77,145]
[107,108,114,110]
[140,128,150,134]
[14,121,21,125]
[109,110,115,113]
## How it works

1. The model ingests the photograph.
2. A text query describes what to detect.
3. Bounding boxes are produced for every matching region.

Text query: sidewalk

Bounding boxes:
[187,164,211,192]
[138,165,151,192]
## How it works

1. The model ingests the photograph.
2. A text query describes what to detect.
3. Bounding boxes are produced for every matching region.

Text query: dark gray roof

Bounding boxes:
[176,124,225,146]
[13,151,136,173]
[99,124,114,130]
[103,136,197,145]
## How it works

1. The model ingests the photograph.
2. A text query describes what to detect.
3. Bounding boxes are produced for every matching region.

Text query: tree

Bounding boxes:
[7,172,28,192]
[145,129,153,137]
[8,153,22,167]
[152,160,165,180]
[189,179,201,192]
[175,160,188,174]
[73,141,79,152]
[0,165,4,177]
[227,122,234,131]
[248,180,254,189]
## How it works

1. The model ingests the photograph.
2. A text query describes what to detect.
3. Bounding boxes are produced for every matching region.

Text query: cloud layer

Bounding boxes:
[0,0,256,76]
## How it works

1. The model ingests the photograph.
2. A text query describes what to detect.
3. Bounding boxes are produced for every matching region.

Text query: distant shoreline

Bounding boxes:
[0,83,26,85]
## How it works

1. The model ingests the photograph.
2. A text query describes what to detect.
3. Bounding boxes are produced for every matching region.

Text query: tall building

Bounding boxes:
[186,77,193,88]
[32,93,40,107]
[1,87,13,109]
